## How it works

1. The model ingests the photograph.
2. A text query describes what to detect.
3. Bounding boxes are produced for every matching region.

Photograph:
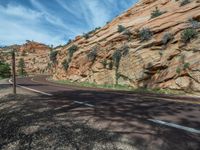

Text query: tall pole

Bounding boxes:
[12,50,16,94]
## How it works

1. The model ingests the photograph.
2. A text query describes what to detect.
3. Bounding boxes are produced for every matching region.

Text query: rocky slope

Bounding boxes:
[0,41,51,75]
[52,0,200,93]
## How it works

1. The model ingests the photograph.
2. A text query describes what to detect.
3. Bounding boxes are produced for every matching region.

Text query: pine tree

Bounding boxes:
[18,58,26,76]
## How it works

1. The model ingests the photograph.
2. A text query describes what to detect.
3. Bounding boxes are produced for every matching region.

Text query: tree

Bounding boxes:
[50,50,58,64]
[18,58,26,76]
[0,60,11,78]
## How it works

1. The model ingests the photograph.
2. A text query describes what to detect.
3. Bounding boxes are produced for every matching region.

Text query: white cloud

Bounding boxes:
[83,0,110,27]
[56,0,111,28]
[56,0,81,19]
[30,0,85,35]
[0,3,65,46]
[0,0,137,46]
[0,18,66,46]
[0,4,41,20]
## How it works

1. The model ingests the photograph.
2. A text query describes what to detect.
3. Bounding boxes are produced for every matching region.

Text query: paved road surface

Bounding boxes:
[15,75,200,150]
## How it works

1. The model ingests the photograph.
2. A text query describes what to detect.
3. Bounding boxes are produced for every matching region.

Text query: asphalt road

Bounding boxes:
[15,75,200,150]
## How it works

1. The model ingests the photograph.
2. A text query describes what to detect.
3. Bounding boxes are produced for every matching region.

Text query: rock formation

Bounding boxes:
[0,41,51,75]
[52,0,200,93]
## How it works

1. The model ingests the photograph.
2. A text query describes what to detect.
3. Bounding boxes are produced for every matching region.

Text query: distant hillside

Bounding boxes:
[0,41,51,75]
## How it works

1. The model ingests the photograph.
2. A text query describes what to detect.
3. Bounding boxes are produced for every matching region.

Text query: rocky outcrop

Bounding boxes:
[0,41,51,75]
[52,0,200,93]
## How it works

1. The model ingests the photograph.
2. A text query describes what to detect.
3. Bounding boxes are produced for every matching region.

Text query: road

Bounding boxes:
[15,75,200,149]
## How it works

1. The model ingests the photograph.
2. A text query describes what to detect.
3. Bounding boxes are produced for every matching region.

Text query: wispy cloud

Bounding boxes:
[0,0,137,46]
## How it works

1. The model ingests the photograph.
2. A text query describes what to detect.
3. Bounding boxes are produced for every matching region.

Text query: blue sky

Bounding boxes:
[0,0,137,46]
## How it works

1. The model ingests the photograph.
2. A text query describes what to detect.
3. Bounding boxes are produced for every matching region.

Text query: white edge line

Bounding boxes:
[74,101,94,107]
[74,101,84,104]
[8,79,53,96]
[148,119,200,134]
[84,103,94,107]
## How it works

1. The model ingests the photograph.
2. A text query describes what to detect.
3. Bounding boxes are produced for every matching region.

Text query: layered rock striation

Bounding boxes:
[51,0,200,93]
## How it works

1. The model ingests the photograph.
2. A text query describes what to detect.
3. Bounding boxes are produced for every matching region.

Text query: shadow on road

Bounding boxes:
[0,89,200,150]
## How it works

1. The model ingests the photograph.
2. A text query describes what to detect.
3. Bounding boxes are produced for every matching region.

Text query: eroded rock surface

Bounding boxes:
[45,1,200,92]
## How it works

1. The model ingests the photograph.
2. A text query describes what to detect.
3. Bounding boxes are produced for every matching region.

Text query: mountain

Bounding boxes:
[50,0,200,93]
[0,41,51,75]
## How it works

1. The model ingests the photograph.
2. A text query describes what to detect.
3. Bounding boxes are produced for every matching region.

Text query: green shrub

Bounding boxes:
[50,50,58,63]
[139,28,153,42]
[180,54,185,63]
[68,45,78,58]
[162,32,173,45]
[47,63,52,69]
[176,67,181,74]
[180,0,190,6]
[83,33,90,39]
[18,58,26,76]
[159,51,163,56]
[183,62,190,69]
[83,27,101,39]
[33,58,36,64]
[118,25,126,33]
[181,28,198,43]
[123,30,132,41]
[0,61,11,78]
[188,18,200,29]
[87,47,97,62]
[67,39,72,45]
[62,59,69,71]
[151,7,166,19]
[112,49,122,69]
[108,61,113,70]
[101,60,107,68]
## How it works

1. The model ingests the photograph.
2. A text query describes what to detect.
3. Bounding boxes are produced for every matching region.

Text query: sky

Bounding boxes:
[0,0,137,46]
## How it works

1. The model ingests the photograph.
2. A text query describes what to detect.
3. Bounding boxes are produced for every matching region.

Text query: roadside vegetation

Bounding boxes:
[50,78,182,95]
[0,60,11,79]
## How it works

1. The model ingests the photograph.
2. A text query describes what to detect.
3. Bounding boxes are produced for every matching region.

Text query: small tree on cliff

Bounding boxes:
[50,50,58,64]
[87,47,97,63]
[18,58,26,76]
[112,49,122,85]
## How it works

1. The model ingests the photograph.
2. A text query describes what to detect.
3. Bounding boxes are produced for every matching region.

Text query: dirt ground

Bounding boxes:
[0,79,134,150]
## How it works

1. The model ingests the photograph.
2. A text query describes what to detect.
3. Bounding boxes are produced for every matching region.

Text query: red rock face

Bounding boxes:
[51,0,200,93]
[0,41,51,75]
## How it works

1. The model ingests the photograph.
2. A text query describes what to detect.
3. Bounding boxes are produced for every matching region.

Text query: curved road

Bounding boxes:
[15,75,200,149]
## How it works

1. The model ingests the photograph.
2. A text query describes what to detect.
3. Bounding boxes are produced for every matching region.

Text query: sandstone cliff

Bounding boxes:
[0,41,51,75]
[52,0,200,93]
